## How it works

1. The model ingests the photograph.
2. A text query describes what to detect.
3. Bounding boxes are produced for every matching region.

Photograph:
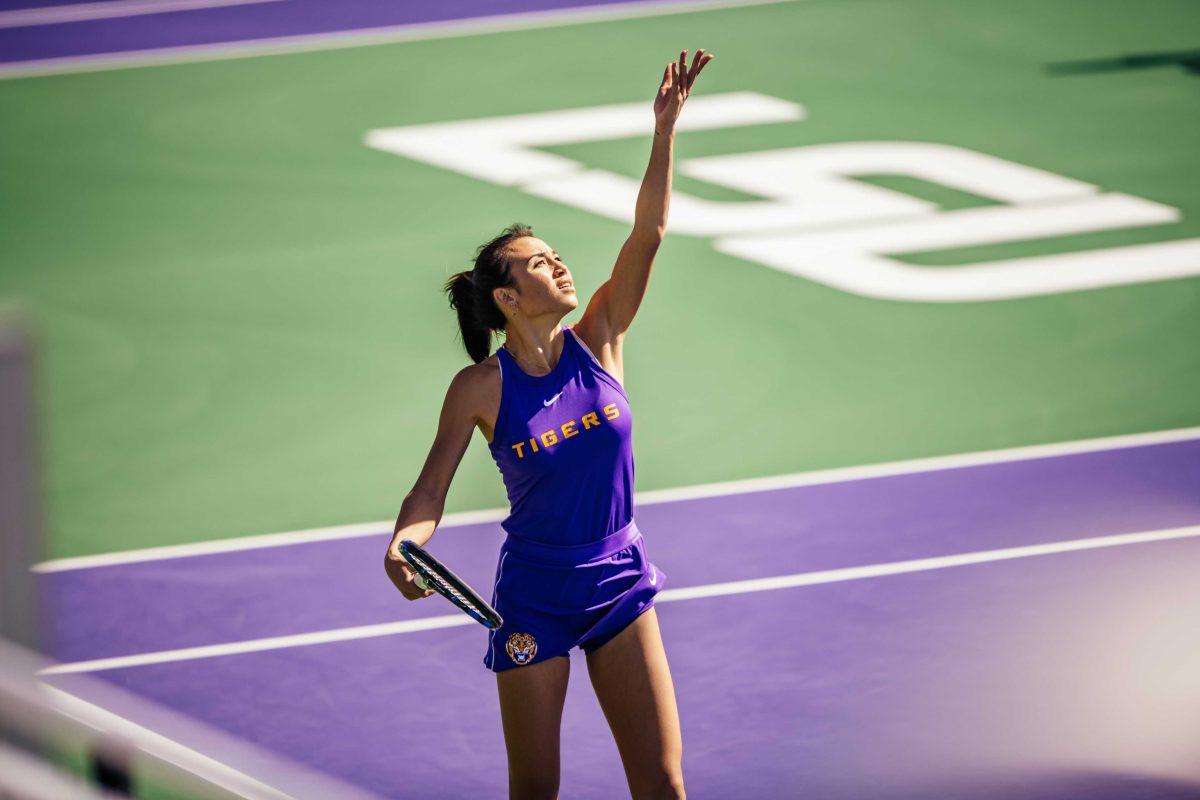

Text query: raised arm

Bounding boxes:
[384,366,480,600]
[579,48,714,344]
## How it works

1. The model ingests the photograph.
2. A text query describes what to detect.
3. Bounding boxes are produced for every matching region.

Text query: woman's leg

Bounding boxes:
[585,607,685,800]
[496,654,572,800]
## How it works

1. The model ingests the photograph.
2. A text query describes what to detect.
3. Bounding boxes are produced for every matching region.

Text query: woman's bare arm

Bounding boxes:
[384,367,480,597]
[578,49,713,346]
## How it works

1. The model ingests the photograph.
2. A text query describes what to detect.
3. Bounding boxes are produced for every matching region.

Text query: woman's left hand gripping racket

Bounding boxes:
[398,539,503,630]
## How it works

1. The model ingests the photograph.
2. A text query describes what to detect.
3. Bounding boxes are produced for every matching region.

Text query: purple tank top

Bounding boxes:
[488,323,634,546]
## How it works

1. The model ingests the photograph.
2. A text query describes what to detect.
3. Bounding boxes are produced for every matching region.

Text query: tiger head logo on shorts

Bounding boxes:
[505,632,537,666]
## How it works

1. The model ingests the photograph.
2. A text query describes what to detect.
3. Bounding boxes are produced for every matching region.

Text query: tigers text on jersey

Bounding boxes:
[488,324,634,547]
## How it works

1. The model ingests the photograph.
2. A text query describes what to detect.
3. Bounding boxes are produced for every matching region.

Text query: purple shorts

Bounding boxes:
[483,518,665,672]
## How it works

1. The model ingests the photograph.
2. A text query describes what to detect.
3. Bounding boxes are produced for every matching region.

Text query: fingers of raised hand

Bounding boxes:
[670,49,714,95]
[661,48,714,99]
[685,49,713,89]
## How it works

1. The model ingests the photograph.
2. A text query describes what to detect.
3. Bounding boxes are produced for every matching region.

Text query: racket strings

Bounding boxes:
[401,541,502,629]
[409,553,486,614]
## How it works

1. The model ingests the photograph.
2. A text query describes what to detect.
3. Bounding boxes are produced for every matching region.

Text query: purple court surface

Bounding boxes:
[0,0,718,71]
[36,433,1200,798]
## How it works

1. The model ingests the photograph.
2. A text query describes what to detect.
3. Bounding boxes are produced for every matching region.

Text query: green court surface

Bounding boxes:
[1,0,1197,559]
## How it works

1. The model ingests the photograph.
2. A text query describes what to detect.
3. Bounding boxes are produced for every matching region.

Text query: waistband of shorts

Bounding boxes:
[501,518,641,566]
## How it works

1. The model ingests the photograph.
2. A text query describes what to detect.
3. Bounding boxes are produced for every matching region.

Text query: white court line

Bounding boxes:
[0,0,284,29]
[1,637,387,800]
[43,684,387,799]
[32,425,1200,573]
[43,687,296,799]
[32,513,505,573]
[0,0,802,79]
[38,523,1200,675]
[42,615,475,675]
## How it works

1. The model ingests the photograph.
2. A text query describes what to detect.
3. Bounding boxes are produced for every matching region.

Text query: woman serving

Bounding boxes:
[385,48,714,800]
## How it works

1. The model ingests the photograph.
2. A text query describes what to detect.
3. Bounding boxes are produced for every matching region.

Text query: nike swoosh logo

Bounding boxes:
[649,568,657,586]
[543,392,563,407]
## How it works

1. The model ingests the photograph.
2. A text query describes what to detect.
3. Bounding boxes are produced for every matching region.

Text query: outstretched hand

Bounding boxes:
[654,48,715,134]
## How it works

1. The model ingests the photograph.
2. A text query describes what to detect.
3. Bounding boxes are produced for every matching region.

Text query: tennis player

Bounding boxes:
[385,48,713,800]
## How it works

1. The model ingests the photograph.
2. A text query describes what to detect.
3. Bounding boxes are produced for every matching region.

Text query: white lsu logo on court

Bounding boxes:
[364,92,1200,303]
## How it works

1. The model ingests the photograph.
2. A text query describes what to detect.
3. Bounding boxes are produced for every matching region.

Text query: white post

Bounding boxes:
[0,305,41,652]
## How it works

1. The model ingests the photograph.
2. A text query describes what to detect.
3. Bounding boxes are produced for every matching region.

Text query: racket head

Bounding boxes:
[398,539,504,630]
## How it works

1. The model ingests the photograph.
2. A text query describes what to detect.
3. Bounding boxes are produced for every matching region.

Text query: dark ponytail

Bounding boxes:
[444,223,532,364]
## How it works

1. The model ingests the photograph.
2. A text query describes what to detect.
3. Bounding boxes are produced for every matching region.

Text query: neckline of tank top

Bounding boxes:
[499,324,574,383]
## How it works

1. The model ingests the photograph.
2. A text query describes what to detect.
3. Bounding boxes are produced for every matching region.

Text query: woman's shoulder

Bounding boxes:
[564,322,594,356]
[456,353,501,394]
[446,356,503,440]
[565,321,625,390]
[458,351,502,400]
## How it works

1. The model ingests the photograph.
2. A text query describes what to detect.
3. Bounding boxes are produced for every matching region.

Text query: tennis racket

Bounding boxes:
[398,539,504,630]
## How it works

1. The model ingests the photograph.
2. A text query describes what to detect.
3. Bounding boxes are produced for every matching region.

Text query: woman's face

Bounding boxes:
[500,236,578,318]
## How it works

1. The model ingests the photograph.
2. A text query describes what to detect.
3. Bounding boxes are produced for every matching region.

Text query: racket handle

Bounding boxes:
[415,574,430,591]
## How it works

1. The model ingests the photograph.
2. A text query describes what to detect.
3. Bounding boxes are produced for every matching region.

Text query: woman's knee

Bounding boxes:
[629,765,685,800]
[506,741,562,792]
[508,771,561,800]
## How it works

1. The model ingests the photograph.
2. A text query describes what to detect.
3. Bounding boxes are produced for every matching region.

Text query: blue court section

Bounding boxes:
[39,435,1200,798]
